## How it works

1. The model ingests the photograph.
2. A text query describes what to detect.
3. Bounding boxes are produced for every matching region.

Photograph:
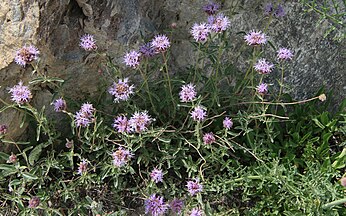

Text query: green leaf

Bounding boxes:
[22,172,38,180]
[312,118,325,129]
[0,152,10,160]
[1,140,30,145]
[29,144,43,165]
[0,164,16,171]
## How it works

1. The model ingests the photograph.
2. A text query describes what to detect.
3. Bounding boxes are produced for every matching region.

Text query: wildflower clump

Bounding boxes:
[14,45,39,67]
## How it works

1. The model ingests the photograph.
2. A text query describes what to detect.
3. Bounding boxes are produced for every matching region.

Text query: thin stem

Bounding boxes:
[161,52,176,113]
[322,198,346,209]
[138,66,158,116]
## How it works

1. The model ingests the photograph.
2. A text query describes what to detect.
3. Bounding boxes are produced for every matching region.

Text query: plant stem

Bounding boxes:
[322,198,346,209]
[161,52,176,114]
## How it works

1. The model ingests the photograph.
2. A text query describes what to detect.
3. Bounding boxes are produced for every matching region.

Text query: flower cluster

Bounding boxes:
[0,124,8,135]
[112,115,131,133]
[80,34,97,51]
[186,178,203,196]
[129,111,153,133]
[190,23,211,42]
[264,3,285,17]
[190,106,207,122]
[9,81,32,105]
[244,30,267,46]
[145,194,168,216]
[179,83,197,102]
[190,207,204,216]
[254,59,274,74]
[7,153,17,163]
[108,78,135,103]
[150,168,163,183]
[223,117,233,129]
[28,197,40,208]
[112,147,133,167]
[74,103,95,127]
[277,47,293,61]
[151,34,171,53]
[208,13,231,33]
[169,199,184,214]
[14,45,39,67]
[203,132,216,145]
[202,1,220,15]
[140,43,156,58]
[52,98,67,112]
[256,83,268,95]
[77,159,88,175]
[124,50,141,68]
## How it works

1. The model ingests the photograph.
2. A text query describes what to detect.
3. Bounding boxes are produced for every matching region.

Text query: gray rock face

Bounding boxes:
[0,0,344,142]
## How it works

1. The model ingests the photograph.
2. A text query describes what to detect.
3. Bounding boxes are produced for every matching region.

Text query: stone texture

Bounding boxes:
[0,0,345,142]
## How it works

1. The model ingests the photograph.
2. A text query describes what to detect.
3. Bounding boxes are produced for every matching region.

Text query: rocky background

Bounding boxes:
[0,0,345,143]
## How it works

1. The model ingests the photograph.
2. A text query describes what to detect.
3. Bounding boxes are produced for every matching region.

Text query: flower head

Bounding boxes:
[108,78,135,103]
[28,197,40,208]
[74,103,95,127]
[140,43,156,58]
[274,5,285,17]
[190,207,204,216]
[151,35,170,53]
[244,30,267,46]
[209,14,230,33]
[7,153,17,163]
[203,132,215,145]
[112,115,131,133]
[9,81,32,105]
[202,1,220,15]
[112,147,133,167]
[190,106,207,122]
[190,23,211,42]
[264,3,274,15]
[124,50,141,68]
[65,139,74,149]
[80,34,97,51]
[340,177,346,187]
[180,83,197,102]
[129,111,152,133]
[0,124,8,135]
[14,45,39,67]
[256,83,268,94]
[145,194,168,216]
[52,98,66,112]
[277,47,293,61]
[170,199,184,214]
[186,178,203,196]
[77,159,88,175]
[150,168,163,183]
[223,117,233,129]
[254,59,274,74]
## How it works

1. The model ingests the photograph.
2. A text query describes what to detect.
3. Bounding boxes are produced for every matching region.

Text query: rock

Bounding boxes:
[0,0,344,143]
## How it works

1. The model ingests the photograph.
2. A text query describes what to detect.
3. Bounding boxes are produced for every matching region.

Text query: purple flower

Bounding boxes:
[14,45,39,67]
[52,98,66,112]
[8,81,32,105]
[340,177,346,187]
[28,196,40,208]
[277,47,293,61]
[140,43,156,58]
[150,168,163,183]
[74,103,95,127]
[190,23,211,42]
[77,159,88,175]
[129,111,152,133]
[274,5,285,17]
[79,34,97,51]
[108,78,135,103]
[151,35,171,53]
[112,115,131,133]
[179,83,197,102]
[65,139,74,149]
[7,153,17,163]
[223,117,233,129]
[145,194,168,216]
[0,124,8,135]
[202,1,220,15]
[254,59,274,74]
[209,14,230,33]
[203,132,216,145]
[186,179,203,196]
[112,147,133,167]
[190,207,203,216]
[264,3,274,15]
[170,199,184,214]
[190,106,207,122]
[256,83,268,94]
[124,50,141,68]
[244,30,267,46]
